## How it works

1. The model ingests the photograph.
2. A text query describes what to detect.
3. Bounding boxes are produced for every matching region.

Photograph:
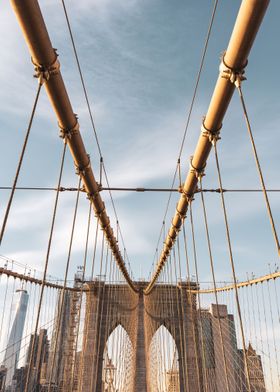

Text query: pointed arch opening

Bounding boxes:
[102,324,134,392]
[148,325,180,392]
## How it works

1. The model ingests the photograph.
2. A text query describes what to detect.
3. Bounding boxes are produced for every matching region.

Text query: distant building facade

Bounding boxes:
[0,365,7,391]
[2,289,29,389]
[200,304,266,392]
[238,343,266,392]
[26,328,49,391]
[8,328,49,392]
[45,291,71,390]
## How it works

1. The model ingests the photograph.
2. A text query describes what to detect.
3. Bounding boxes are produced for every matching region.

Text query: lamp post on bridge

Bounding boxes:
[104,358,117,392]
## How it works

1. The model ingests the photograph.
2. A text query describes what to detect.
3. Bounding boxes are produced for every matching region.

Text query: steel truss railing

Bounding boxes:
[1,266,279,294]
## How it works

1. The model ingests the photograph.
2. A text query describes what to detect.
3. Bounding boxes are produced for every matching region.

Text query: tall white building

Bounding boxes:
[3,289,29,388]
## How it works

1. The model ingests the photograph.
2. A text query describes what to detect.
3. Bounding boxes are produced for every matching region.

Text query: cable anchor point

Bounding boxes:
[32,49,60,85]
[180,188,194,205]
[75,154,91,177]
[201,118,222,146]
[190,155,206,181]
[59,117,79,142]
[219,52,247,88]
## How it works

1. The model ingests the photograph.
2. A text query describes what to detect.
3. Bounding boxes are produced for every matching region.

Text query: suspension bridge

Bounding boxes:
[0,0,279,391]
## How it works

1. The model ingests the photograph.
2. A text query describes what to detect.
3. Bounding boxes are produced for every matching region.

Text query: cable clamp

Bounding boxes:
[180,188,194,204]
[95,203,106,218]
[190,155,205,180]
[167,232,176,245]
[32,49,60,85]
[87,189,100,201]
[176,205,185,221]
[171,222,181,235]
[219,52,247,88]
[201,118,221,145]
[59,118,79,141]
[75,154,91,176]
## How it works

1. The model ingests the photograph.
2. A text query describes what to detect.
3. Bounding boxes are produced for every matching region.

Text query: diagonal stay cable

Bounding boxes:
[0,83,42,246]
[236,83,280,256]
[145,0,270,294]
[60,0,101,157]
[213,141,252,392]
[60,0,131,274]
[151,0,219,281]
[60,0,218,283]
[198,176,230,392]
[177,0,219,160]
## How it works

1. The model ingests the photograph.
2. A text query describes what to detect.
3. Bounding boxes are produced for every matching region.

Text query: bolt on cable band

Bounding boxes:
[201,118,222,145]
[59,119,80,141]
[189,155,206,180]
[32,49,60,84]
[220,51,247,87]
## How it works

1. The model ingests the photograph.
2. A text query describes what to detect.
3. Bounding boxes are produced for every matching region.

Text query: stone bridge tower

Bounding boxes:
[78,281,202,391]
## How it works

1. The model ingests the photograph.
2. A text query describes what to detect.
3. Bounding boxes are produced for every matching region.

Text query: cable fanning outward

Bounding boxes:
[150,0,219,282]
[145,0,270,294]
[10,0,136,291]
[60,0,133,280]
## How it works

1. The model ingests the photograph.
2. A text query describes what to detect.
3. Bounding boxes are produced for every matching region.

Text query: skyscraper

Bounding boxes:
[238,343,266,392]
[24,328,49,391]
[201,304,241,392]
[46,290,71,389]
[2,289,29,389]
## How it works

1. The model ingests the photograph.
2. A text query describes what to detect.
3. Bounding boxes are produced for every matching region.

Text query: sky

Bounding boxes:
[0,0,279,283]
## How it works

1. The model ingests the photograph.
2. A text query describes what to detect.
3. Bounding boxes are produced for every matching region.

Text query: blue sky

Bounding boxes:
[0,0,279,283]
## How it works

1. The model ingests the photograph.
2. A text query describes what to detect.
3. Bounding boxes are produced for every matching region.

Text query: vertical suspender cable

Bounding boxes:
[182,223,201,391]
[198,177,230,392]
[213,142,251,392]
[69,203,92,391]
[24,143,67,392]
[189,203,208,392]
[47,177,81,392]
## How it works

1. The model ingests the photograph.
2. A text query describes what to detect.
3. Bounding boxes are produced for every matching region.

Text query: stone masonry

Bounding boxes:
[78,281,201,391]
